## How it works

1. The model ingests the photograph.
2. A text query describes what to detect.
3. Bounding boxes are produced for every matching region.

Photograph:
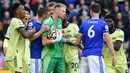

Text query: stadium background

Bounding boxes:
[0,0,130,73]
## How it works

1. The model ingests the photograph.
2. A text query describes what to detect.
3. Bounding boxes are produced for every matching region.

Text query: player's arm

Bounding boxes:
[114,40,122,51]
[104,33,116,66]
[75,34,83,46]
[78,41,84,50]
[114,30,124,51]
[18,27,36,38]
[3,37,9,56]
[104,34,115,56]
[29,26,49,41]
[42,33,62,46]
[103,23,116,66]
[42,36,53,45]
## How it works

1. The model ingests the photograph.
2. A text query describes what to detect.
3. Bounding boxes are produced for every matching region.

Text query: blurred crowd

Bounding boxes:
[0,0,130,70]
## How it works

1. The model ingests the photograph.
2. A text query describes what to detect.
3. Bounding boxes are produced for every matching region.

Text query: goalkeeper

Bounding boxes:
[41,3,66,73]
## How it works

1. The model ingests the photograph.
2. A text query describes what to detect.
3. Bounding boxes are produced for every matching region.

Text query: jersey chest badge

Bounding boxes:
[55,24,58,28]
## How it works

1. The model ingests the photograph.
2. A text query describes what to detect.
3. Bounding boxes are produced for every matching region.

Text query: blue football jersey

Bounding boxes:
[79,18,109,57]
[26,20,43,59]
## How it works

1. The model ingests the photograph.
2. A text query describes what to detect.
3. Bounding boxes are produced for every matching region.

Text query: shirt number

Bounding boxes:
[88,25,95,38]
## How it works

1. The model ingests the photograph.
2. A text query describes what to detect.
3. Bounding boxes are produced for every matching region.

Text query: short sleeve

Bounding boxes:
[15,19,25,29]
[26,22,35,30]
[116,30,124,42]
[74,24,79,37]
[102,23,109,34]
[41,19,49,37]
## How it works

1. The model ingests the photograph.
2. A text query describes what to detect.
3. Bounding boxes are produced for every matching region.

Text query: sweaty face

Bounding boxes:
[105,18,115,30]
[58,7,66,19]
[19,5,26,18]
[48,6,54,16]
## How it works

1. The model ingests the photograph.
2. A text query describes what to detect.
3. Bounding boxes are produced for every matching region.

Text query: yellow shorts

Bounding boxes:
[65,58,80,73]
[7,55,30,73]
[106,64,128,73]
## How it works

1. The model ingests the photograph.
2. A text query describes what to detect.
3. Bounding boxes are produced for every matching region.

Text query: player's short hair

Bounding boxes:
[47,2,56,7]
[90,3,101,13]
[12,3,22,14]
[105,14,116,23]
[54,3,66,9]
[37,7,48,17]
[24,6,30,13]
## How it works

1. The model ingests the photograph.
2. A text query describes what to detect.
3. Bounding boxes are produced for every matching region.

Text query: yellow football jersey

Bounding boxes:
[103,29,127,66]
[6,18,26,60]
[62,23,79,62]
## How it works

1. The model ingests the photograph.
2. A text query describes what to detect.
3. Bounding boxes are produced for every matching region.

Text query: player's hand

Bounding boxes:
[41,25,50,32]
[52,31,62,43]
[112,56,116,67]
[67,38,76,45]
[62,38,67,43]
[63,38,76,45]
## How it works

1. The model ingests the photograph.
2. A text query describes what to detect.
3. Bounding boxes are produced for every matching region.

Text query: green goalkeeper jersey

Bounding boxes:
[41,17,62,58]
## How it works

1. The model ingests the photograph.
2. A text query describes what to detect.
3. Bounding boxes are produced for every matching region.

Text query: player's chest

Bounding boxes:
[62,27,75,38]
[110,33,117,42]
[50,22,62,29]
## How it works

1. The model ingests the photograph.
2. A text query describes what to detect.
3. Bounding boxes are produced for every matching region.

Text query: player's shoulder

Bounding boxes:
[115,28,124,34]
[11,18,23,27]
[28,20,36,27]
[42,17,53,24]
[69,23,79,28]
[11,18,22,23]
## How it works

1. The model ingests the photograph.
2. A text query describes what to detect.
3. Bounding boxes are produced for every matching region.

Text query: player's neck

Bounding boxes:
[91,14,99,19]
[109,28,116,34]
[37,18,42,23]
[52,14,59,21]
[15,15,22,20]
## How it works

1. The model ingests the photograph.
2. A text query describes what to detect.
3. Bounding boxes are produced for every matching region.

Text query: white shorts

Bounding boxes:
[80,56,106,73]
[30,59,42,73]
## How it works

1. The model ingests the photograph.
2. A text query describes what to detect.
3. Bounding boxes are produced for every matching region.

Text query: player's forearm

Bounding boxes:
[113,41,122,51]
[29,30,43,41]
[78,43,84,50]
[75,34,83,46]
[42,39,53,46]
[24,30,35,38]
[18,27,35,38]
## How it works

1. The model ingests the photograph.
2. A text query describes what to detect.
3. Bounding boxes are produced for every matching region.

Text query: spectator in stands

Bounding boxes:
[112,5,120,16]
[116,12,123,29]
[121,5,129,29]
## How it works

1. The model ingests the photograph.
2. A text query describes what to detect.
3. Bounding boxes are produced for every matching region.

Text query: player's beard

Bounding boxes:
[109,25,115,34]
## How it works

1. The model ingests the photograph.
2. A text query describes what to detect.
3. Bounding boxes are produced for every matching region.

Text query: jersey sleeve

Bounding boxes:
[15,19,25,29]
[102,23,109,34]
[26,22,35,30]
[41,19,49,37]
[78,22,84,35]
[116,30,124,42]
[74,24,79,37]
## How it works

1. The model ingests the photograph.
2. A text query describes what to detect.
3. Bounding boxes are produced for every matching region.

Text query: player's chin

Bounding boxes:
[60,16,65,19]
